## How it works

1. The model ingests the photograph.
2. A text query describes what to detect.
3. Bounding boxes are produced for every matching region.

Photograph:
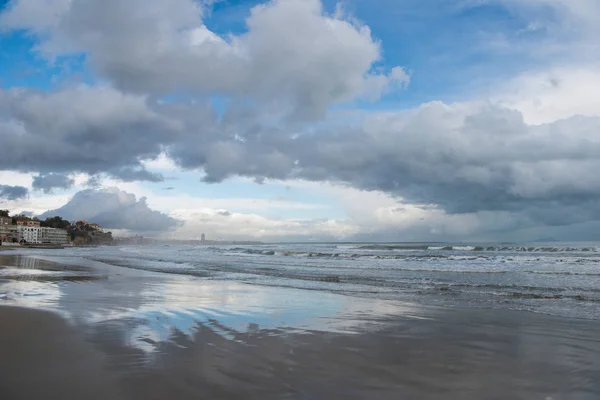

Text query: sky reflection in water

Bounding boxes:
[0,254,425,354]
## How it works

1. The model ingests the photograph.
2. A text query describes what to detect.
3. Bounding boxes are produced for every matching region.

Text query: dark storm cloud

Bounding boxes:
[85,176,102,188]
[0,86,177,179]
[0,185,28,200]
[40,188,180,231]
[32,173,74,193]
[108,168,164,183]
[166,103,600,230]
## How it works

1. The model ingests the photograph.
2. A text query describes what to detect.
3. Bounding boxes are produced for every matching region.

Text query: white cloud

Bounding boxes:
[39,188,179,231]
[0,170,34,188]
[141,153,180,172]
[168,209,359,241]
[0,0,407,119]
[496,66,600,124]
[2,193,73,216]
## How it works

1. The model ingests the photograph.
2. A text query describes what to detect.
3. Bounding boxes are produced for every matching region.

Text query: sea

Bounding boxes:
[2,241,599,320]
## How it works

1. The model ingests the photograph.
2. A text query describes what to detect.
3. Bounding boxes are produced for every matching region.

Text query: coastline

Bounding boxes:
[1,253,600,399]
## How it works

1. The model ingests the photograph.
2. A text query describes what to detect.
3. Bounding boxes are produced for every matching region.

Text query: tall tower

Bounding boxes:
[201,233,206,242]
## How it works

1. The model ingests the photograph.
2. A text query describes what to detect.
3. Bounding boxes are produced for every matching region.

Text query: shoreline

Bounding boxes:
[1,250,599,321]
[1,253,600,398]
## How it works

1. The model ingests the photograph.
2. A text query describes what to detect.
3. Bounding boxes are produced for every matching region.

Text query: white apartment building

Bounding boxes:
[17,226,69,244]
[18,225,40,243]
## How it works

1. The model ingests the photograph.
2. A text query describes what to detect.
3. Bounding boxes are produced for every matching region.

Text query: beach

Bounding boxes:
[1,247,600,399]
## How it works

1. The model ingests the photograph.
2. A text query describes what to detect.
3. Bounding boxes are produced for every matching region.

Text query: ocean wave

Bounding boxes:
[214,247,494,261]
[357,244,432,250]
[525,270,600,276]
[76,253,600,308]
[503,292,599,301]
[355,244,600,253]
[428,246,457,251]
[435,282,568,292]
[472,246,600,253]
[430,284,600,302]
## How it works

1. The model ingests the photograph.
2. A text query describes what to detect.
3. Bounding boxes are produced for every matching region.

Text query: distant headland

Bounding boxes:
[1,210,262,247]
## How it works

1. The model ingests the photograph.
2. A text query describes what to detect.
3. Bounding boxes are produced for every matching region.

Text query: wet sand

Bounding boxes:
[1,254,600,399]
[0,307,125,400]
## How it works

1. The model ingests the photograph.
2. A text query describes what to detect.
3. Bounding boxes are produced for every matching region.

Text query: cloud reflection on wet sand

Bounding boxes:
[1,254,600,399]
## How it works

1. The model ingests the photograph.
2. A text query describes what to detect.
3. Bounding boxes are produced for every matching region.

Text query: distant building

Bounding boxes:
[17,226,69,244]
[114,235,150,245]
[40,227,70,244]
[201,233,206,242]
[16,220,40,227]
[18,226,40,243]
[88,223,104,232]
[0,217,17,243]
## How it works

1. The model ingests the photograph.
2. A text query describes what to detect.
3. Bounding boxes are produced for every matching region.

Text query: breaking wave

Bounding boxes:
[356,244,600,252]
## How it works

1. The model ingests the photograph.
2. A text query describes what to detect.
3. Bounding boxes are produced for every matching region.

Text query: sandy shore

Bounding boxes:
[1,253,600,399]
[2,306,599,399]
[0,307,126,400]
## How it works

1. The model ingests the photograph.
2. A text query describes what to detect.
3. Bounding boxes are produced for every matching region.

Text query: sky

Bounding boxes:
[1,0,600,242]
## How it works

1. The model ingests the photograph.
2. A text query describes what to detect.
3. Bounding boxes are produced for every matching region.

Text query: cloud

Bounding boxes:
[293,104,600,228]
[108,167,164,183]
[217,210,232,216]
[500,0,600,29]
[4,83,600,235]
[0,0,408,184]
[0,0,406,120]
[487,0,600,58]
[32,173,74,193]
[85,175,102,188]
[39,188,180,231]
[151,182,527,242]
[167,101,600,231]
[0,185,28,200]
[0,85,177,177]
[2,0,600,239]
[169,208,359,241]
[496,66,600,124]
